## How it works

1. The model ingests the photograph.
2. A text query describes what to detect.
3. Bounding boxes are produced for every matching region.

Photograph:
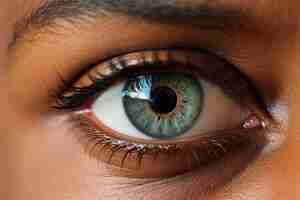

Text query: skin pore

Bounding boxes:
[1,0,300,199]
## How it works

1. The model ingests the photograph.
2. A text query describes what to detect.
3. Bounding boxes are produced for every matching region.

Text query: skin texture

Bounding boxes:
[1,0,300,199]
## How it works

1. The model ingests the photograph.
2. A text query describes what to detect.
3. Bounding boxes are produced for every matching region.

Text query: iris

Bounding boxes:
[122,73,203,139]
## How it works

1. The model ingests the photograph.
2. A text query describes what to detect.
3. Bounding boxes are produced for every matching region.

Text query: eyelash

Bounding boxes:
[55,50,259,110]
[54,49,268,177]
[72,113,262,171]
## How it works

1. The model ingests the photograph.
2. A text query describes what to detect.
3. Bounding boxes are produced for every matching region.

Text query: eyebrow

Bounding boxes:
[16,0,247,38]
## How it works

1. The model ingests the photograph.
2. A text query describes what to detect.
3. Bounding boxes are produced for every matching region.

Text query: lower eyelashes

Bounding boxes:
[55,49,270,179]
[72,114,264,178]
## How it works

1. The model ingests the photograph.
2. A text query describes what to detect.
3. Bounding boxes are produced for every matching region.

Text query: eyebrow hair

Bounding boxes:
[16,0,247,38]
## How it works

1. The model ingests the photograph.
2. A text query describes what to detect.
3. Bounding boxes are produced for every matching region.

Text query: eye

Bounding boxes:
[55,49,269,178]
[92,73,244,140]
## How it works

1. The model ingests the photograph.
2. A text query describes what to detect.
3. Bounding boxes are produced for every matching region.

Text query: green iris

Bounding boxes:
[122,73,203,139]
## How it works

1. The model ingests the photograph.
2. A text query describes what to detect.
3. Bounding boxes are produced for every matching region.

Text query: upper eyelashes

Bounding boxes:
[54,49,269,178]
[56,49,261,111]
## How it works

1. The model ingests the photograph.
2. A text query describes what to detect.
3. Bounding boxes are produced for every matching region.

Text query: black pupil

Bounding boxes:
[150,86,178,114]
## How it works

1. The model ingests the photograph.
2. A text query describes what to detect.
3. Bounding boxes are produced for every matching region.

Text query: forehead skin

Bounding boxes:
[1,0,300,200]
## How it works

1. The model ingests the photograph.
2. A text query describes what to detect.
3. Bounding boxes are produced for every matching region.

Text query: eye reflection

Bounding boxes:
[56,49,267,178]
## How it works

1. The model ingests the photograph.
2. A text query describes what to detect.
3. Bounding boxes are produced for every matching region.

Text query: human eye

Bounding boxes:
[54,49,270,179]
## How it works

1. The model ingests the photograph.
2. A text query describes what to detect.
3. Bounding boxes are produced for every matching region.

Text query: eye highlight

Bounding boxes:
[55,49,268,178]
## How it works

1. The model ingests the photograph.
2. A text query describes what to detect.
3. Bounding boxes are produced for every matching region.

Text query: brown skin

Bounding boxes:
[1,0,300,199]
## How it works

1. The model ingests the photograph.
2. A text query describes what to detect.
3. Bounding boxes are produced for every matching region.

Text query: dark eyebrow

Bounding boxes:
[16,0,247,38]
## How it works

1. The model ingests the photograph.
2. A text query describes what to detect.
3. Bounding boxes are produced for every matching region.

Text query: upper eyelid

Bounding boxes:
[55,49,267,118]
[65,49,235,87]
[74,49,250,97]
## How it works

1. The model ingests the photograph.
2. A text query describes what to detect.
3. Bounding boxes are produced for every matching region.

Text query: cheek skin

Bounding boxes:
[2,110,296,200]
[0,111,259,200]
[4,114,110,200]
[0,1,23,199]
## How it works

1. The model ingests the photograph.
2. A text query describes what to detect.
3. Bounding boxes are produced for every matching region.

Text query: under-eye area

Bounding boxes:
[54,49,270,178]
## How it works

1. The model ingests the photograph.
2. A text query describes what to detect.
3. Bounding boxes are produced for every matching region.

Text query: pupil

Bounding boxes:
[150,86,178,114]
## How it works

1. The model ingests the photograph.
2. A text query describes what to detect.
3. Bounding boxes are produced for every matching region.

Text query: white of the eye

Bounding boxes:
[186,80,245,138]
[91,79,246,140]
[91,82,154,140]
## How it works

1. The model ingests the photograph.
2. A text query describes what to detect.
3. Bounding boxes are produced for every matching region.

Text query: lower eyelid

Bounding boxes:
[69,112,266,178]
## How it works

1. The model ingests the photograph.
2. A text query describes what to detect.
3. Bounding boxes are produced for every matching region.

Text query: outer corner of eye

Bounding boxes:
[62,49,268,180]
